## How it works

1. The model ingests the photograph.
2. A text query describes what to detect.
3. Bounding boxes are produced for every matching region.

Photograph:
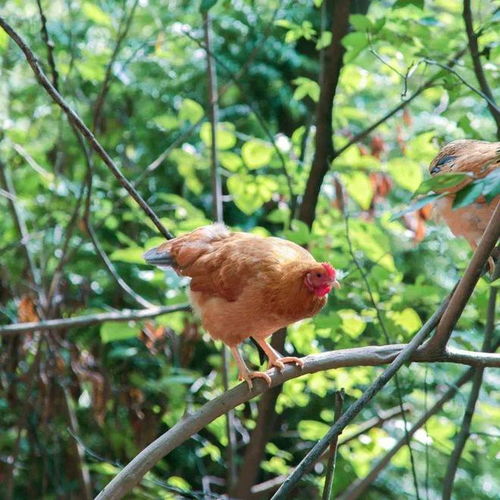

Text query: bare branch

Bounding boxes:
[422,203,500,354]
[0,16,173,240]
[442,259,499,499]
[462,0,500,138]
[322,389,345,500]
[0,304,190,336]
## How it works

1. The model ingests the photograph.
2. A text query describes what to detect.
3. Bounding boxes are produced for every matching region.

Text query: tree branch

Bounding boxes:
[0,16,173,240]
[298,0,351,227]
[0,304,190,336]
[442,259,499,499]
[422,203,500,354]
[462,0,500,138]
[35,0,59,90]
[322,389,345,500]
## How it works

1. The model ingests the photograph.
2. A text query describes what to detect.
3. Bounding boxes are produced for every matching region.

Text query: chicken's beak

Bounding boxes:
[332,279,341,289]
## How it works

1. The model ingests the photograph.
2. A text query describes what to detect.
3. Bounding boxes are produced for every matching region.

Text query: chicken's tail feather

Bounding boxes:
[143,246,175,267]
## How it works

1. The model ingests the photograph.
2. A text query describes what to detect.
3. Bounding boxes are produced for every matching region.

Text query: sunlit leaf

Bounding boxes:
[242,140,273,169]
[82,2,113,26]
[200,122,236,150]
[100,321,138,343]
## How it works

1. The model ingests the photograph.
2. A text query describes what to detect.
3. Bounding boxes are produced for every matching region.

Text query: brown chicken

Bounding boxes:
[144,224,339,388]
[429,140,499,259]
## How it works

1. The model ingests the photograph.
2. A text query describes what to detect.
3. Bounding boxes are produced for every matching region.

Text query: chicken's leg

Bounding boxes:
[230,346,271,390]
[252,337,304,372]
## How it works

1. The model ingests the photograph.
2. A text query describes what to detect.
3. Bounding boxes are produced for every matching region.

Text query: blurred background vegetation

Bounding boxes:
[0,0,498,498]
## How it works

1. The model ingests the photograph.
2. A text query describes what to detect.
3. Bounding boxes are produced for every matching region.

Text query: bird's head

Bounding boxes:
[304,263,340,297]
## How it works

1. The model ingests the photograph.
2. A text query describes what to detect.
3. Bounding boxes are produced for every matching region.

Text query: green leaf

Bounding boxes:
[341,172,373,210]
[110,247,145,264]
[293,77,320,102]
[241,140,273,169]
[341,32,368,62]
[0,29,8,51]
[283,220,310,245]
[391,193,443,220]
[298,420,330,441]
[452,181,485,210]
[152,114,179,131]
[350,14,372,31]
[415,173,471,195]
[200,122,236,150]
[200,0,218,12]
[388,157,423,192]
[100,321,138,343]
[227,174,277,215]
[82,2,113,27]
[178,98,204,124]
[219,151,243,171]
[316,31,332,50]
[338,309,366,338]
[393,0,424,9]
[388,308,422,334]
[481,169,500,202]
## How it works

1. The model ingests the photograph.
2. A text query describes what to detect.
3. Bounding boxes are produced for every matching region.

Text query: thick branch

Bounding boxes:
[442,259,499,499]
[0,17,173,240]
[0,304,190,336]
[422,203,500,354]
[462,0,500,138]
[298,0,351,227]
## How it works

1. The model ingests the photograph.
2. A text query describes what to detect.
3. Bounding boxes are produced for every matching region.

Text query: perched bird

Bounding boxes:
[429,139,499,262]
[144,224,339,389]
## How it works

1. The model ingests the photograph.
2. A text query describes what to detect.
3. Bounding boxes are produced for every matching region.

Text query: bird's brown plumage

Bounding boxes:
[144,224,339,388]
[429,139,499,251]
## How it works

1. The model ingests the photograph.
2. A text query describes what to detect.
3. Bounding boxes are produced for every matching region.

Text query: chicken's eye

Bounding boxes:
[316,273,322,278]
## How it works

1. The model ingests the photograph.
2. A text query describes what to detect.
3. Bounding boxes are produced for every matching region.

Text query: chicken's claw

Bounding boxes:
[269,356,304,372]
[239,370,272,390]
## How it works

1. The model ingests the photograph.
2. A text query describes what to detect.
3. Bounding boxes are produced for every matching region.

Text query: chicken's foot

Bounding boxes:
[230,346,271,390]
[253,337,304,372]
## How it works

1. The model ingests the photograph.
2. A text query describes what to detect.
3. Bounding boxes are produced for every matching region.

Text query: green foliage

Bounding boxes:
[0,0,498,499]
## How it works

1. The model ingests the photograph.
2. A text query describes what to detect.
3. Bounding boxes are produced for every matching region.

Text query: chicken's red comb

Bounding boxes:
[321,263,335,278]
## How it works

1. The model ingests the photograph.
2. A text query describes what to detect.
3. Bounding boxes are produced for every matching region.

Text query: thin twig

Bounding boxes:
[342,185,420,499]
[0,16,173,240]
[322,389,344,500]
[441,259,499,499]
[35,0,59,90]
[423,58,500,114]
[92,0,140,132]
[0,161,46,308]
[0,304,190,336]
[462,0,500,137]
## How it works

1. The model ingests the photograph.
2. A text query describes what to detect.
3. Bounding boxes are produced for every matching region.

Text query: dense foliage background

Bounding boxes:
[0,0,498,498]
